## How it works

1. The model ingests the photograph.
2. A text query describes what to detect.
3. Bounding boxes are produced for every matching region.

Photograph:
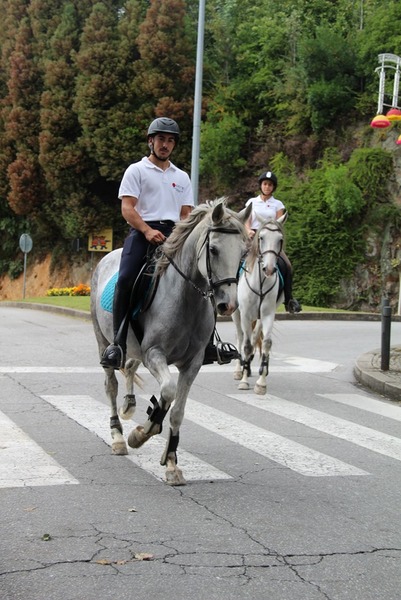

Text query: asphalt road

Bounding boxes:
[1,306,401,600]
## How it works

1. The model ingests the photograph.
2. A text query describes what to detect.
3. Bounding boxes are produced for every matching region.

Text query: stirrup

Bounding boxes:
[100,343,125,369]
[216,341,240,365]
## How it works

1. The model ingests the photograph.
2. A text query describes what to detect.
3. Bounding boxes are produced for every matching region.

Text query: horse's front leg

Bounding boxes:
[160,366,200,486]
[232,308,243,380]
[103,365,128,455]
[127,348,176,449]
[254,327,273,395]
[238,329,254,391]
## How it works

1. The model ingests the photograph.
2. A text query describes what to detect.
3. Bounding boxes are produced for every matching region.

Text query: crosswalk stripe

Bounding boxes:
[273,353,338,373]
[0,410,78,488]
[40,395,232,483]
[0,354,338,375]
[184,398,367,477]
[229,393,401,463]
[320,393,401,422]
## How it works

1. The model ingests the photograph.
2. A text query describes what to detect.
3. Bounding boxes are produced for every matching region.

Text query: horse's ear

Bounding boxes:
[212,200,225,224]
[278,211,288,225]
[238,203,252,224]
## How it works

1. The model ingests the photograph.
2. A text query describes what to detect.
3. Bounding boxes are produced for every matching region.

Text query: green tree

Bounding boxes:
[134,0,195,168]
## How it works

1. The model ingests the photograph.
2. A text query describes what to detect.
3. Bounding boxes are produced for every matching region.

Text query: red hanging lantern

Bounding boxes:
[386,108,401,121]
[370,114,391,128]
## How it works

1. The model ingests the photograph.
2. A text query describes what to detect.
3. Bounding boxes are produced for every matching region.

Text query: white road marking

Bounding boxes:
[229,393,401,463]
[0,411,78,488]
[0,355,338,375]
[184,398,367,477]
[273,353,338,373]
[320,393,401,421]
[40,395,232,483]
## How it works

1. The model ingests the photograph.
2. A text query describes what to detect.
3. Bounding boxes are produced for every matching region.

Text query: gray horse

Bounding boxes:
[91,201,251,485]
[232,213,287,394]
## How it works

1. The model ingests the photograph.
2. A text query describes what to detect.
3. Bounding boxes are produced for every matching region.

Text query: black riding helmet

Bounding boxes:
[147,117,180,142]
[258,170,278,191]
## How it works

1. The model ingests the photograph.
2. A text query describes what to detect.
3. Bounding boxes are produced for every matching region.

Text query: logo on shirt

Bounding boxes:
[172,182,184,193]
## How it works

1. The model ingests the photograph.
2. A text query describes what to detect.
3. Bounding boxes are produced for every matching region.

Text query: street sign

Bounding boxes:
[19,233,33,254]
[88,228,113,252]
[19,233,33,299]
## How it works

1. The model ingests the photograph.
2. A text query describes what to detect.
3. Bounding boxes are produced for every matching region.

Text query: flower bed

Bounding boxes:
[46,283,91,297]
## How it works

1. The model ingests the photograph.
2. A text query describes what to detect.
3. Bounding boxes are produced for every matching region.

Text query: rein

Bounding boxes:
[243,223,282,318]
[162,225,243,301]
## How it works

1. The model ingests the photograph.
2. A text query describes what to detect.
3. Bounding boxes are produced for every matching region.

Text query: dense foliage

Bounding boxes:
[1,0,401,307]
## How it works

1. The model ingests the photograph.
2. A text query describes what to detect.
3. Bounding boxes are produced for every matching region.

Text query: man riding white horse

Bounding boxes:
[100,117,237,369]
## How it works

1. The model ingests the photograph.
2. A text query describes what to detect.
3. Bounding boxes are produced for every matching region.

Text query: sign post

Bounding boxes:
[19,233,33,299]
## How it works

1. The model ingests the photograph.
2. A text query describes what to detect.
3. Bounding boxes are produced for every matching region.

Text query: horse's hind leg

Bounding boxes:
[119,359,140,421]
[103,366,128,455]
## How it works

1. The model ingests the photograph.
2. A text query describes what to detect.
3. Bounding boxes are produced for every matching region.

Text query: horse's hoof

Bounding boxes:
[128,426,150,449]
[119,406,135,421]
[254,384,266,395]
[233,371,242,380]
[165,467,187,486]
[238,381,250,390]
[112,442,128,455]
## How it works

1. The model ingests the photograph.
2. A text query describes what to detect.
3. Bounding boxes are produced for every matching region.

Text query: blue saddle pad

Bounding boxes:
[100,271,151,319]
[101,272,118,313]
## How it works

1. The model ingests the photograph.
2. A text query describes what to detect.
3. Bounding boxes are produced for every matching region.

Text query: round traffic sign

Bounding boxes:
[19,233,33,253]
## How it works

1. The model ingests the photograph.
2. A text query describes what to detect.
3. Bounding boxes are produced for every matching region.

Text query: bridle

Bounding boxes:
[244,222,283,317]
[162,225,244,301]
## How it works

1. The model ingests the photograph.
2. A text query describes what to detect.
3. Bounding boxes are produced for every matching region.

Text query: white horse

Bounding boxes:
[232,213,287,394]
[91,201,251,485]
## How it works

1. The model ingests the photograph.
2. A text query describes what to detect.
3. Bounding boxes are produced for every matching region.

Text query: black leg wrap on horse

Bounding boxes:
[259,354,269,376]
[110,416,123,434]
[146,395,169,432]
[242,359,252,377]
[160,428,180,466]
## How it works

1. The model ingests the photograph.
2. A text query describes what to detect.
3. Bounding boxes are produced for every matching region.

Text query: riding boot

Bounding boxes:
[203,335,218,365]
[100,282,130,368]
[283,269,302,314]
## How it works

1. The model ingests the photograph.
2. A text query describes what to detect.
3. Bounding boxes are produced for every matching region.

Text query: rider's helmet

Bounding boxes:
[147,117,180,142]
[258,170,278,191]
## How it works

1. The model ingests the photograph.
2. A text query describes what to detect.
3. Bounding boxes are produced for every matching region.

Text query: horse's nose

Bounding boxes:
[216,300,238,316]
[263,265,276,277]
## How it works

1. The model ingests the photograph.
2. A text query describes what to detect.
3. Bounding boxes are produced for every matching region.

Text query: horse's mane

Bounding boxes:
[155,199,246,276]
[246,218,284,270]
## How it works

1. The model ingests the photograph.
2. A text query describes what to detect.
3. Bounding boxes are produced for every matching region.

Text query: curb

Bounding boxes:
[0,301,92,321]
[354,349,401,402]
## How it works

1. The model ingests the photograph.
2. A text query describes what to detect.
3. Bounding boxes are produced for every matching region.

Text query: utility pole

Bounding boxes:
[190,0,205,205]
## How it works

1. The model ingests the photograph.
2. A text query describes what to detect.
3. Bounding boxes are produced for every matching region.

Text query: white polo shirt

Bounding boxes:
[118,157,194,221]
[246,195,285,229]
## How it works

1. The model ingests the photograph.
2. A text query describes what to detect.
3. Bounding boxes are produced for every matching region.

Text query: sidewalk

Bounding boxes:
[2,301,401,402]
[354,346,401,402]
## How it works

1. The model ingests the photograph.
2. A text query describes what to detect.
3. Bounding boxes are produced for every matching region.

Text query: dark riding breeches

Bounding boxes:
[117,221,174,298]
[112,221,174,344]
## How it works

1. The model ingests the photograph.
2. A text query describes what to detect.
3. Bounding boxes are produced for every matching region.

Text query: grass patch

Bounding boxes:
[21,296,91,311]
[5,296,361,314]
